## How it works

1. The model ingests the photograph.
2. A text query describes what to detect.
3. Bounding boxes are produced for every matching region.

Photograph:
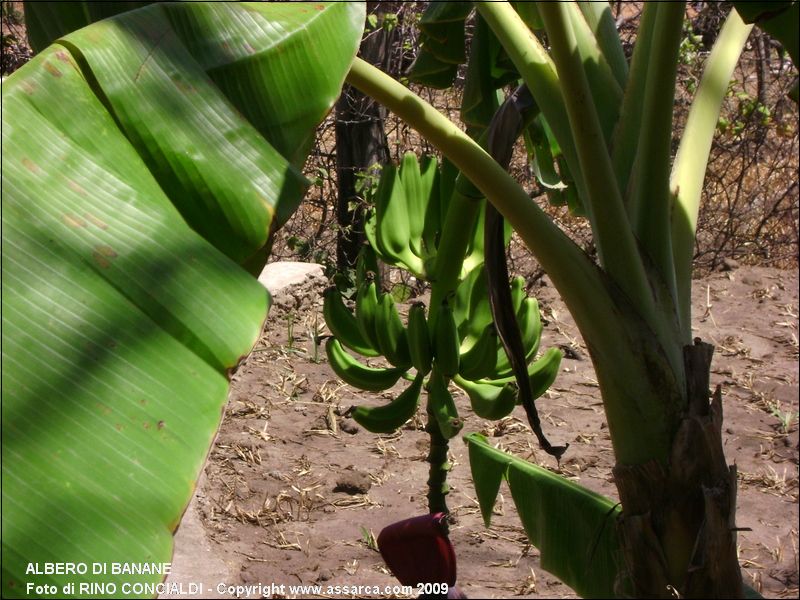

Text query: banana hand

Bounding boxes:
[493,297,543,378]
[351,372,424,434]
[326,338,406,392]
[453,374,517,420]
[481,347,562,400]
[323,286,379,357]
[458,323,499,381]
[374,164,426,278]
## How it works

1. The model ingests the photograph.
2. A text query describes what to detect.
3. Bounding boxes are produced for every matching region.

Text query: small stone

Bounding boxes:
[559,344,584,360]
[333,468,371,495]
[339,418,360,435]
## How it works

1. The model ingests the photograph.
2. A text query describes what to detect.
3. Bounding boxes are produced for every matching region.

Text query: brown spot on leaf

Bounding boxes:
[20,81,36,95]
[93,255,110,269]
[139,398,148,405]
[84,212,108,229]
[173,78,195,94]
[143,421,151,430]
[115,423,123,431]
[62,214,87,228]
[66,179,87,196]
[95,245,117,258]
[22,158,40,174]
[43,62,62,77]
[96,402,112,415]
[315,4,325,10]
[55,50,71,64]
[157,420,165,430]
[91,246,117,269]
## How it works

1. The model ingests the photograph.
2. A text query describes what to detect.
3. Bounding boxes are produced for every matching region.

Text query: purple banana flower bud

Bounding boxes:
[377,513,467,598]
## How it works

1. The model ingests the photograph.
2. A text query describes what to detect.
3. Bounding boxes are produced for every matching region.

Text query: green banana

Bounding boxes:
[375,293,412,369]
[400,152,427,259]
[407,301,433,376]
[458,323,499,381]
[462,198,486,275]
[325,338,405,392]
[355,279,381,352]
[453,374,518,420]
[494,297,543,378]
[427,369,463,439]
[453,262,483,339]
[433,300,460,378]
[351,372,424,433]
[322,286,379,358]
[419,155,441,258]
[481,347,562,401]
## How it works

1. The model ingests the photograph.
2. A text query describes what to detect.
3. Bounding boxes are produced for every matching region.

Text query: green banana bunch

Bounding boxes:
[325,338,405,392]
[351,372,424,433]
[322,286,379,358]
[427,369,463,439]
[452,375,518,421]
[407,302,433,376]
[375,292,412,369]
[433,300,460,378]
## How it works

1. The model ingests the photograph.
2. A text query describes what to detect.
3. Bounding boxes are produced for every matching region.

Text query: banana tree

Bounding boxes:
[6,1,796,598]
[1,2,364,597]
[344,2,797,597]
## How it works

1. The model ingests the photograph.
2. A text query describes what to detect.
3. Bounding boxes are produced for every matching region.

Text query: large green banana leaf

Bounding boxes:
[1,2,364,597]
[465,433,623,598]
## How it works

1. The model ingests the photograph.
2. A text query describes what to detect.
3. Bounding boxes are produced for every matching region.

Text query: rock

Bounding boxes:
[558,344,584,360]
[333,468,371,495]
[339,418,360,435]
[257,261,324,294]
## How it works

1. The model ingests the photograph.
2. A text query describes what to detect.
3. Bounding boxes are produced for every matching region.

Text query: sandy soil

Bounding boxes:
[194,264,798,599]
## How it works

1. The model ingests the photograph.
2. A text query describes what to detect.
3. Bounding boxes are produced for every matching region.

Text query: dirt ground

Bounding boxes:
[189,264,799,599]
